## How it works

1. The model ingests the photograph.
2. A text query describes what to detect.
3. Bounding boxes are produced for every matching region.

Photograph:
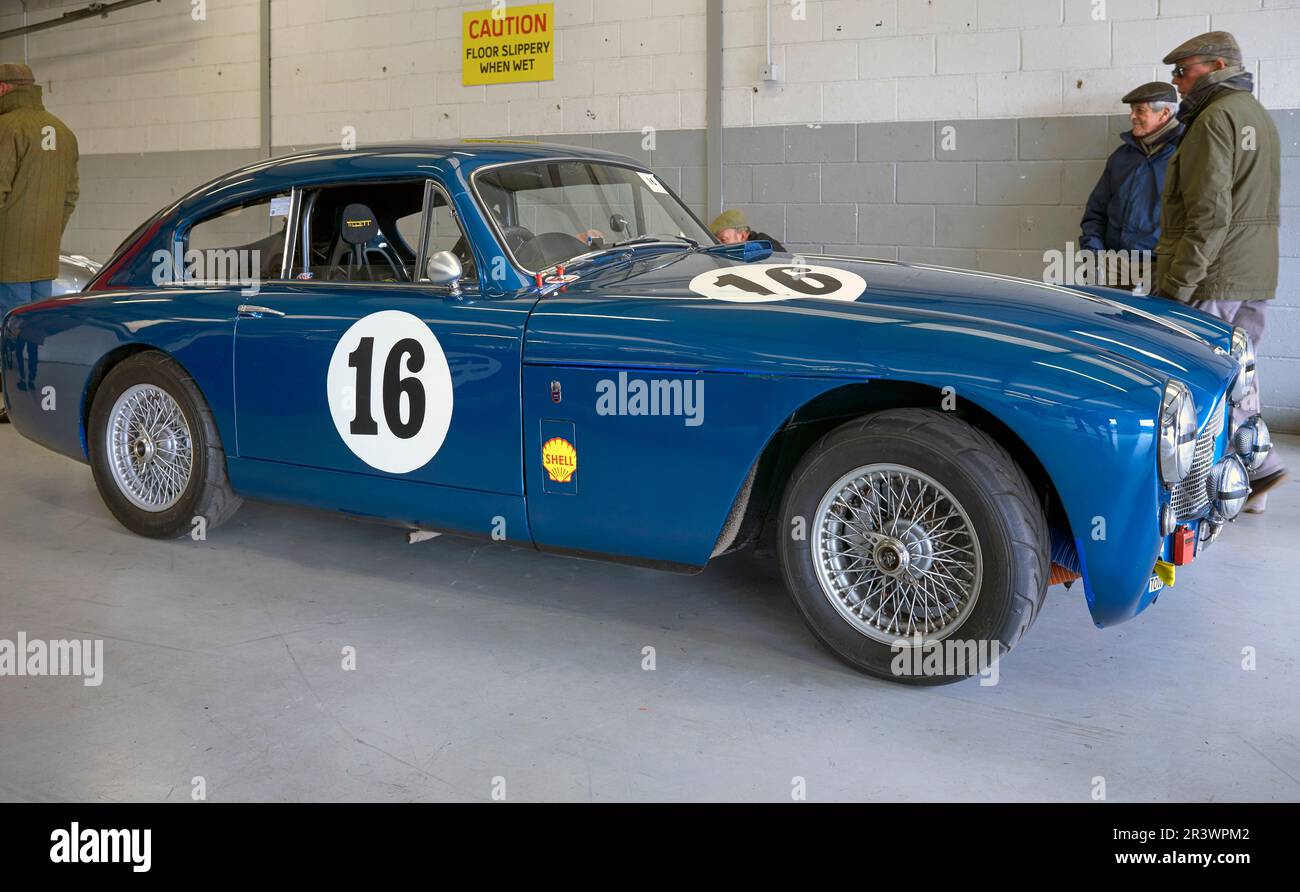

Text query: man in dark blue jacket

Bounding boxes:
[1079,82,1183,288]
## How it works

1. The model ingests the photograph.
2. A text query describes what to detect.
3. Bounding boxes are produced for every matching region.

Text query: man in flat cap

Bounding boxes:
[1079,82,1183,288]
[709,209,786,252]
[0,62,79,423]
[1154,31,1285,511]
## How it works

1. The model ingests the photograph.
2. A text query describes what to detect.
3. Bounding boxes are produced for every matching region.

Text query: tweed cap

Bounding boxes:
[1122,81,1179,105]
[1162,31,1242,65]
[709,209,750,234]
[0,62,35,85]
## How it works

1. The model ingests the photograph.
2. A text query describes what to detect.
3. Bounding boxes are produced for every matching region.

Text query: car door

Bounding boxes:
[229,177,537,539]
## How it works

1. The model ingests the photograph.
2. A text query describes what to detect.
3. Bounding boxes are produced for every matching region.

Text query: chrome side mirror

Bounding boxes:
[425,250,463,293]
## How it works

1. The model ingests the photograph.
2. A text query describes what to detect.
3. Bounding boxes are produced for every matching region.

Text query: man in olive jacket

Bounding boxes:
[1155,32,1285,511]
[0,62,78,422]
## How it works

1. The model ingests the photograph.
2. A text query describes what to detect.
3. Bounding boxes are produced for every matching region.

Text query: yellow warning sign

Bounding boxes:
[462,3,555,86]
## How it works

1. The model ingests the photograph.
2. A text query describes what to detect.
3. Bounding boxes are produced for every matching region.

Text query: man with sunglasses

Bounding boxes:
[1154,31,1285,513]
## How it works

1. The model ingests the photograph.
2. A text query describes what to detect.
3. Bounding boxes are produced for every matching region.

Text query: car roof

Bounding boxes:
[174,139,641,219]
[254,139,635,170]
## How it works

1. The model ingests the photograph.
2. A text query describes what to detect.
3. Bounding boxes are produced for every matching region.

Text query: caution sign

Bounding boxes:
[462,3,554,86]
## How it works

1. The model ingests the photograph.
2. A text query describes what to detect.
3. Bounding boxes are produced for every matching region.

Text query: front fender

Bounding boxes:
[956,375,1165,627]
[810,341,1173,628]
[525,291,1237,627]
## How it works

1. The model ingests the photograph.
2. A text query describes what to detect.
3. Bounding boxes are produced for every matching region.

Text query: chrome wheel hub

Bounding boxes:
[812,463,982,644]
[107,384,193,513]
[873,539,908,575]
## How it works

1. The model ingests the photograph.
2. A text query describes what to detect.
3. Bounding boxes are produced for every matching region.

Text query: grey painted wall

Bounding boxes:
[62,110,1300,430]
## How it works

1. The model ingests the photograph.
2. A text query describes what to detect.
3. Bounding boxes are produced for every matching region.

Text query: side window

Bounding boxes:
[423,189,477,283]
[184,192,290,284]
[395,211,423,257]
[296,181,426,283]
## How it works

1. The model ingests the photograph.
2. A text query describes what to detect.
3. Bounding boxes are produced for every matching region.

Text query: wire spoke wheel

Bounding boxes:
[812,462,982,644]
[106,383,194,513]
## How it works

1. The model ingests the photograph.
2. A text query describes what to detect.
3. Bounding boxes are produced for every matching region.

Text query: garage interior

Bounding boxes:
[2,0,1299,802]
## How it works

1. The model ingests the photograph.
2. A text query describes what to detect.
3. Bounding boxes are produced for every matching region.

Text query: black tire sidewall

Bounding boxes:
[779,420,1026,682]
[88,355,213,539]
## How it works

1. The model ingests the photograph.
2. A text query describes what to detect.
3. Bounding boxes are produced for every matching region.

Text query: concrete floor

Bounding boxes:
[1,424,1297,803]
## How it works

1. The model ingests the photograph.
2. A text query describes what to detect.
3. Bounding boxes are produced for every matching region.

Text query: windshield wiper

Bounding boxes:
[608,234,699,250]
[546,235,699,276]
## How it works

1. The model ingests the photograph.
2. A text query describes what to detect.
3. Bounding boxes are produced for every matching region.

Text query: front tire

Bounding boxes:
[778,409,1049,684]
[88,351,241,538]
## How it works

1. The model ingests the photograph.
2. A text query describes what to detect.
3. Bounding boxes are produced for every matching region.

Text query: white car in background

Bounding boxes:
[0,255,99,422]
[54,254,101,295]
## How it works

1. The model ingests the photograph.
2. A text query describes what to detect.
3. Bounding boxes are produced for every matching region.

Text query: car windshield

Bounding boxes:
[474,160,714,272]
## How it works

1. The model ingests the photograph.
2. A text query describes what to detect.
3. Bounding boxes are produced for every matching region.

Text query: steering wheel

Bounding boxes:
[500,225,535,256]
[516,232,586,271]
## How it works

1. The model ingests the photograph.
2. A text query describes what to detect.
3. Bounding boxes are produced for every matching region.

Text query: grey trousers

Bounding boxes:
[1194,299,1284,489]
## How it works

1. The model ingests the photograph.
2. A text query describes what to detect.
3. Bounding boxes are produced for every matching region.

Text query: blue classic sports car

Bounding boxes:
[1,141,1268,683]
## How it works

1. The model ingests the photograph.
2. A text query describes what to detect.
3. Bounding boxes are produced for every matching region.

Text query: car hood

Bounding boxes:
[558,249,1237,423]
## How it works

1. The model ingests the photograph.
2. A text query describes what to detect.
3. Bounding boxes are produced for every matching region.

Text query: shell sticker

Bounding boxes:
[541,436,577,483]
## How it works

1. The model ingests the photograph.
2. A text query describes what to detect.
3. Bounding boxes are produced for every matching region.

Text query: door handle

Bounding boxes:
[238,305,286,318]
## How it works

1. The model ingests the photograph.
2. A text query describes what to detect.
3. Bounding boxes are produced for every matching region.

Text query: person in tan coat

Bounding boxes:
[0,62,78,422]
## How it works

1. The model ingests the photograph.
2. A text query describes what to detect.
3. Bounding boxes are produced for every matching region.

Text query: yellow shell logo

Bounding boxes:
[542,437,577,483]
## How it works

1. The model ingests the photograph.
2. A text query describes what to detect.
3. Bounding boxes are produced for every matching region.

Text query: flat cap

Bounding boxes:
[1122,81,1179,105]
[1162,30,1242,65]
[0,62,35,84]
[709,209,750,235]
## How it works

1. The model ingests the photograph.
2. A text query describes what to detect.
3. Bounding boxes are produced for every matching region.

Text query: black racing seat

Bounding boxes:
[327,203,380,281]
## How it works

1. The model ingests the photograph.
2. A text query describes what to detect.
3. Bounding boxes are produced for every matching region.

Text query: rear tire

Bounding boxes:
[88,351,241,538]
[778,409,1049,684]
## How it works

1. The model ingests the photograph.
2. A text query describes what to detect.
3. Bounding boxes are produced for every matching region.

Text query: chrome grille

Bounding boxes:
[1171,399,1226,520]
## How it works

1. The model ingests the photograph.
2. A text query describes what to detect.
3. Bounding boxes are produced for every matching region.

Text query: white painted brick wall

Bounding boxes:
[1021,23,1110,72]
[897,74,977,120]
[936,30,1019,75]
[823,78,896,121]
[4,0,1300,153]
[786,40,858,82]
[731,0,1300,127]
[0,0,261,154]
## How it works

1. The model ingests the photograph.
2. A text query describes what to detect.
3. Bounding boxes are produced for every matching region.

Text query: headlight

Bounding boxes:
[1231,414,1272,472]
[1206,454,1249,521]
[1230,327,1256,405]
[1159,380,1198,486]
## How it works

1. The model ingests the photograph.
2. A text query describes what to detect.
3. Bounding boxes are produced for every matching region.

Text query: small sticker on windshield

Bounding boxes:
[638,172,668,194]
[270,196,291,217]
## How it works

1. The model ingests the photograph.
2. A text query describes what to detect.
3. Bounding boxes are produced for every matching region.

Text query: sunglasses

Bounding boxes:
[1172,59,1210,78]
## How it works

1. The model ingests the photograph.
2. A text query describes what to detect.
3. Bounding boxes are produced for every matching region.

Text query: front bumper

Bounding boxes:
[1099,394,1247,621]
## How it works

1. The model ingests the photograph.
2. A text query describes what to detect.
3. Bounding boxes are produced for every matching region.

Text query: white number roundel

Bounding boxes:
[688,263,866,303]
[326,310,454,474]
